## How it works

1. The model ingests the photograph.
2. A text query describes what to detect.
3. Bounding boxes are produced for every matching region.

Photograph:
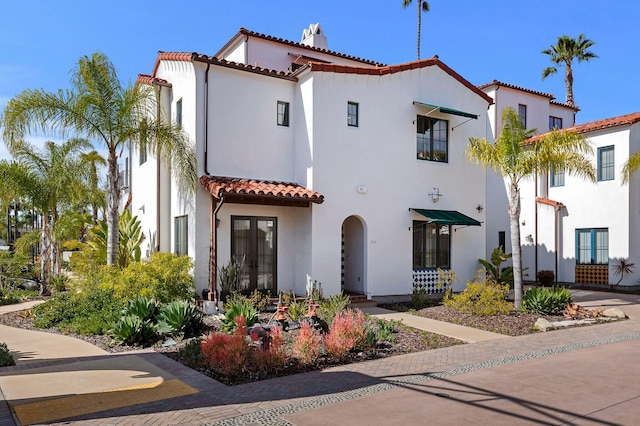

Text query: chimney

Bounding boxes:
[301,23,328,49]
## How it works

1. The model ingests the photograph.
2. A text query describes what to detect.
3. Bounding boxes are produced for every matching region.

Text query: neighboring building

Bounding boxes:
[479,81,578,260]
[519,113,640,287]
[131,24,492,299]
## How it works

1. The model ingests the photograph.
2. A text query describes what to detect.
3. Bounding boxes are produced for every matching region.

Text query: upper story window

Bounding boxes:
[518,104,527,128]
[347,102,359,127]
[416,116,448,162]
[549,116,563,130]
[597,146,615,181]
[139,143,147,165]
[176,99,183,128]
[277,101,289,127]
[550,165,565,187]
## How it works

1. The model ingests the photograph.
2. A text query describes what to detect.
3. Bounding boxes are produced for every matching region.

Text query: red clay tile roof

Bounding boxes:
[136,74,172,87]
[479,80,554,99]
[214,28,385,67]
[307,57,493,104]
[527,112,640,143]
[536,197,564,208]
[149,52,298,82]
[199,175,324,204]
[550,100,580,111]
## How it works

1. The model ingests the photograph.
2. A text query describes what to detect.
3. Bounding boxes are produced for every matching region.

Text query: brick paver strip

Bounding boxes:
[1,316,638,425]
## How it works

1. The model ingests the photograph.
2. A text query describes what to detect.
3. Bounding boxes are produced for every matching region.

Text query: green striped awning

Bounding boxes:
[411,208,481,226]
[413,101,478,119]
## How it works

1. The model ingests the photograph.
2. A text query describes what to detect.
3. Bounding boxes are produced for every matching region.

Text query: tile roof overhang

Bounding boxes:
[305,57,494,105]
[478,80,580,111]
[199,175,324,207]
[536,197,565,209]
[215,28,386,67]
[527,112,640,144]
[136,74,172,87]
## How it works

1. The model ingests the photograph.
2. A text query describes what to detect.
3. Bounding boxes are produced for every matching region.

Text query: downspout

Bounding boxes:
[208,193,225,307]
[554,203,564,283]
[204,62,211,175]
[154,83,162,252]
[535,173,538,279]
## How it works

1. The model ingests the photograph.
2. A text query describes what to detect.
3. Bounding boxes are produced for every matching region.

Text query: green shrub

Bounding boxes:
[536,270,555,287]
[376,318,398,342]
[444,273,512,316]
[410,287,428,308]
[317,292,350,325]
[32,289,123,334]
[76,252,194,304]
[51,274,69,293]
[156,301,205,339]
[248,289,272,312]
[287,300,307,322]
[521,286,572,315]
[109,314,158,345]
[0,342,15,367]
[222,298,259,333]
[0,288,28,306]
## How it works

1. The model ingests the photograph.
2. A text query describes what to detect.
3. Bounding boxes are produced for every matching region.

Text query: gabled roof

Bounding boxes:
[215,28,385,67]
[199,175,324,206]
[136,52,299,86]
[527,112,640,143]
[479,80,580,111]
[304,57,493,104]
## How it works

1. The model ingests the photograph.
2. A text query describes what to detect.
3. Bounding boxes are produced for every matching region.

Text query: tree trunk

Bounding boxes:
[508,181,523,309]
[106,148,120,266]
[416,0,422,60]
[565,61,574,106]
[51,208,60,275]
[39,213,51,296]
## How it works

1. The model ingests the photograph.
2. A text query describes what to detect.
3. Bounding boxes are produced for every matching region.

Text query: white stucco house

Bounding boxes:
[129,24,493,300]
[480,81,640,288]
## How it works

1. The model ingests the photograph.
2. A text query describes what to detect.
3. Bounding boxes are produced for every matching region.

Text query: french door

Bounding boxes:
[231,216,277,293]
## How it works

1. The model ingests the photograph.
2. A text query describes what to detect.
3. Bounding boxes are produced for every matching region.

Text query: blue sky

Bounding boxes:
[1,1,638,159]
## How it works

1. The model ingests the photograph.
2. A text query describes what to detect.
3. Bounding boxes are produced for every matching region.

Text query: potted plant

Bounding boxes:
[218,256,245,303]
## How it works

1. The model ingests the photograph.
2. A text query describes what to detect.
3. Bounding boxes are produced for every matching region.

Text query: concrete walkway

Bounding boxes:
[0,289,638,425]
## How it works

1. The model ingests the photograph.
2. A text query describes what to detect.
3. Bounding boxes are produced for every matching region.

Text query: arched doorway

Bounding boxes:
[341,216,366,295]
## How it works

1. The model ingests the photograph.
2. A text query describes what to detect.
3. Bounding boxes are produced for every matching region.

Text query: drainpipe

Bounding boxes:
[154,83,162,252]
[204,62,211,175]
[209,193,225,307]
[554,203,564,283]
[535,174,538,279]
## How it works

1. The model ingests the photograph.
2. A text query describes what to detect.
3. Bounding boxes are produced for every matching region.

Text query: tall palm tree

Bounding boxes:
[2,52,197,266]
[541,34,598,106]
[0,138,90,294]
[80,150,107,224]
[403,0,430,60]
[622,153,640,185]
[467,107,596,308]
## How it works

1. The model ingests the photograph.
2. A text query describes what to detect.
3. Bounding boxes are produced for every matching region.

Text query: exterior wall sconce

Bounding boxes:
[476,204,484,212]
[428,187,443,203]
[525,234,534,243]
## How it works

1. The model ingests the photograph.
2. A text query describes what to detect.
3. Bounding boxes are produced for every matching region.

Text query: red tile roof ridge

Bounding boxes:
[308,57,493,104]
[136,74,171,87]
[236,28,385,67]
[527,111,640,143]
[479,80,555,99]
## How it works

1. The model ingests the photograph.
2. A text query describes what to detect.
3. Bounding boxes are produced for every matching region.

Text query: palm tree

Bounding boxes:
[622,153,640,185]
[80,150,107,224]
[403,0,430,60]
[0,138,90,294]
[541,34,598,106]
[2,52,197,266]
[467,107,596,308]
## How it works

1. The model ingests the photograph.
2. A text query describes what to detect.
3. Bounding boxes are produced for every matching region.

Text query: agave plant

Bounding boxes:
[122,296,159,322]
[156,300,205,339]
[222,298,259,333]
[109,314,158,345]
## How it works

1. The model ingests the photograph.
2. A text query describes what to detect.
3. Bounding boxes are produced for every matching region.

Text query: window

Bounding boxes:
[232,216,277,292]
[347,101,359,127]
[518,104,527,128]
[549,116,563,130]
[277,101,289,126]
[139,140,147,165]
[174,215,188,256]
[498,231,506,251]
[416,116,448,162]
[550,165,565,187]
[598,146,614,181]
[576,228,608,265]
[176,99,182,128]
[412,221,450,269]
